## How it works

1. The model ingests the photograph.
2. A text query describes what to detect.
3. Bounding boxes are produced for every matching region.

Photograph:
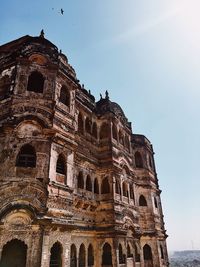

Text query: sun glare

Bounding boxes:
[176,1,200,47]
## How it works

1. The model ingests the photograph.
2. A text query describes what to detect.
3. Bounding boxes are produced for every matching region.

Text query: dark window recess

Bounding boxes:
[88,244,94,266]
[100,123,110,139]
[119,244,125,264]
[16,144,36,168]
[102,243,112,266]
[143,244,152,260]
[78,172,84,189]
[160,245,164,259]
[101,177,110,194]
[139,195,147,206]
[122,182,128,197]
[154,197,158,208]
[56,156,66,175]
[79,244,86,267]
[112,124,118,140]
[135,151,143,168]
[85,117,91,134]
[135,245,140,262]
[70,244,77,267]
[0,75,11,100]
[78,113,84,134]
[86,175,92,191]
[60,86,70,106]
[50,242,62,267]
[0,239,27,267]
[92,122,97,139]
[27,71,44,93]
[115,180,121,194]
[130,186,134,199]
[94,178,99,194]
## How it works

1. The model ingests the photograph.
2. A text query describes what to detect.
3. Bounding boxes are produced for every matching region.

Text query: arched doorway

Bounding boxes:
[102,242,112,266]
[143,244,153,267]
[50,242,63,267]
[79,244,86,267]
[70,244,77,267]
[0,239,27,267]
[88,244,94,266]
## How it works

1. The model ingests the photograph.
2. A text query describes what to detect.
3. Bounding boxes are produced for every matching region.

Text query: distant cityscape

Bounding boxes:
[170,250,200,267]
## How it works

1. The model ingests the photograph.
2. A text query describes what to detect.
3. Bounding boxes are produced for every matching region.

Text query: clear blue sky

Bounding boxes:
[1,0,200,252]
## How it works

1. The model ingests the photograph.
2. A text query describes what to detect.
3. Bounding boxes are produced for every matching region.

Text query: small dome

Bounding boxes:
[96,98,126,119]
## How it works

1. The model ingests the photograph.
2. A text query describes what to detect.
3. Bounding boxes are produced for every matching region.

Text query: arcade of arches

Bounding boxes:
[0,236,164,267]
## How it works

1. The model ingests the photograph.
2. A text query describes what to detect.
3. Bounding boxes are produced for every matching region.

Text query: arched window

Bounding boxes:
[56,155,66,175]
[135,245,140,262]
[112,123,118,140]
[50,242,63,267]
[79,244,86,267]
[85,117,91,134]
[143,244,152,260]
[60,85,70,107]
[16,144,36,168]
[78,113,84,135]
[92,122,97,139]
[130,185,134,200]
[127,243,133,258]
[102,243,112,266]
[115,179,121,195]
[70,244,77,267]
[99,122,110,139]
[86,175,92,192]
[119,244,125,264]
[88,244,94,266]
[77,172,84,189]
[0,239,27,267]
[135,151,143,168]
[101,177,110,194]
[27,71,44,93]
[154,197,158,208]
[139,195,147,206]
[0,75,11,100]
[94,178,99,194]
[122,182,128,197]
[160,245,164,259]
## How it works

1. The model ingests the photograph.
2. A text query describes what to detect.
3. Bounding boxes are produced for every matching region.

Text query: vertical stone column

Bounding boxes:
[40,232,50,267]
[27,227,44,267]
[112,238,118,267]
[94,241,100,267]
[128,184,130,204]
[120,181,123,201]
[64,246,70,266]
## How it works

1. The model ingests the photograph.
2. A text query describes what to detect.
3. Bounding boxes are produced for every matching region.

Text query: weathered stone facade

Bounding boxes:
[0,33,168,267]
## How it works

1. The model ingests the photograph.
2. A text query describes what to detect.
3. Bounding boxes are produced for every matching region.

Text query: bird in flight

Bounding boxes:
[61,8,64,15]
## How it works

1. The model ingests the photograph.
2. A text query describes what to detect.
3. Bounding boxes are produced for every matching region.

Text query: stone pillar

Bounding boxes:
[27,227,43,267]
[64,246,70,266]
[112,239,118,267]
[40,232,50,267]
[95,241,101,267]
[128,184,130,204]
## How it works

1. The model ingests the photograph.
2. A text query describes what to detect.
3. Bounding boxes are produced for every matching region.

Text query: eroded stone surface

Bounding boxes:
[0,34,169,267]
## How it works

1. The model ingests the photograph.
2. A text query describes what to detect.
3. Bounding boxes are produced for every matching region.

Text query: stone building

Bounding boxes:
[0,33,168,267]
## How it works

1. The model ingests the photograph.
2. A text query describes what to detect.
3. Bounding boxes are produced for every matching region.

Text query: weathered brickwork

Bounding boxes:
[0,33,168,267]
